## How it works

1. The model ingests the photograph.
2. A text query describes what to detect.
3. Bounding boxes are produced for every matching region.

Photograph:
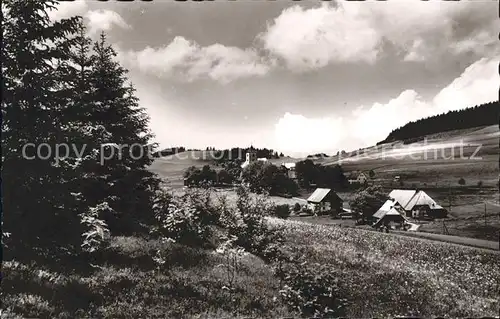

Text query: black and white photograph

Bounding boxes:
[1,0,499,318]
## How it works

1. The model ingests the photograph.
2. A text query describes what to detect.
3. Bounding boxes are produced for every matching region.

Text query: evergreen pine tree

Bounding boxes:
[2,0,81,255]
[88,33,161,235]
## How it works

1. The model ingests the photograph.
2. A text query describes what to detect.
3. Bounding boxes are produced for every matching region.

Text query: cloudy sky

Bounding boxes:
[51,0,499,157]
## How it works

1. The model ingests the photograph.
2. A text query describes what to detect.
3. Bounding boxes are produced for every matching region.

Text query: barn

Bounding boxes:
[372,199,408,228]
[389,189,447,218]
[307,188,343,215]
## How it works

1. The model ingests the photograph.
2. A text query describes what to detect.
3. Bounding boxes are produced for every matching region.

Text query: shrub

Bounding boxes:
[183,165,217,187]
[458,178,466,186]
[300,207,313,215]
[275,259,347,318]
[368,170,375,178]
[274,205,291,219]
[153,189,216,247]
[80,202,111,254]
[349,185,387,223]
[293,203,301,213]
[241,161,299,196]
[219,186,286,262]
[217,169,233,185]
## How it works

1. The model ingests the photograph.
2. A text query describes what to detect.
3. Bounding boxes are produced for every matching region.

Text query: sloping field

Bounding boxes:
[324,125,499,167]
[149,151,216,188]
[269,217,500,317]
[149,151,304,188]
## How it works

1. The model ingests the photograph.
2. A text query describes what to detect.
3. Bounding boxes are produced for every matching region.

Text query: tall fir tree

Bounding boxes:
[2,0,82,255]
[88,33,161,235]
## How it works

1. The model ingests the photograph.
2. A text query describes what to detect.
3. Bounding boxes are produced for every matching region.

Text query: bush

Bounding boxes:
[275,259,347,318]
[293,203,301,213]
[458,178,466,186]
[153,189,217,247]
[349,185,387,223]
[219,186,285,262]
[300,207,313,215]
[241,161,299,196]
[369,170,375,178]
[274,205,291,219]
[183,165,217,187]
[217,169,233,185]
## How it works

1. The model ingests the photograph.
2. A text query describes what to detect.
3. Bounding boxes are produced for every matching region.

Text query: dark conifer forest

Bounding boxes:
[378,101,499,144]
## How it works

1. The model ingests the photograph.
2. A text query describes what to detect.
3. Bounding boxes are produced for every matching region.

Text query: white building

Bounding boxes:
[240,151,257,169]
[306,188,343,215]
[348,172,368,184]
[281,162,296,179]
[389,189,447,218]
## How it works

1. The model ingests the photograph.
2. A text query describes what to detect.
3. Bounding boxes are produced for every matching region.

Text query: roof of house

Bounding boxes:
[307,188,341,203]
[373,199,405,219]
[282,162,296,169]
[389,189,443,210]
[406,190,443,210]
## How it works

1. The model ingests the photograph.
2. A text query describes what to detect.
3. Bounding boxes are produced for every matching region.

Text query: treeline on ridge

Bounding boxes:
[378,101,499,145]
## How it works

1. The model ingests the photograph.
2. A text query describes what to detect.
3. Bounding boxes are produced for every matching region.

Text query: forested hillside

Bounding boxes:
[378,101,499,144]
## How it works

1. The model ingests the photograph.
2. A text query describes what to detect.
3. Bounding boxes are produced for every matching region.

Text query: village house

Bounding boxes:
[372,198,408,228]
[281,162,296,179]
[348,172,368,184]
[389,189,447,219]
[306,188,343,215]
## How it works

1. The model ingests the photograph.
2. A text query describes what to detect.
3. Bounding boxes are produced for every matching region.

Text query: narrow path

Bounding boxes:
[391,230,499,251]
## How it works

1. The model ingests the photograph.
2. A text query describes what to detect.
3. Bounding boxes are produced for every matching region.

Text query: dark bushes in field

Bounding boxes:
[293,203,302,213]
[349,185,387,223]
[273,205,291,219]
[241,161,299,197]
[295,160,349,190]
[184,165,218,187]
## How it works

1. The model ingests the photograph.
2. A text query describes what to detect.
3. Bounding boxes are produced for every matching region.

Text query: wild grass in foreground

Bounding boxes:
[1,236,291,319]
[269,217,500,318]
[3,188,499,318]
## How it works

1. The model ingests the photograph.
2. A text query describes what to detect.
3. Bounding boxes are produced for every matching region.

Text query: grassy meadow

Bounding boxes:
[150,125,499,241]
[3,212,499,318]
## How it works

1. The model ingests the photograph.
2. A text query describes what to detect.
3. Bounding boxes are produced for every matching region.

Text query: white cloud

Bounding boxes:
[118,36,273,84]
[433,57,498,113]
[48,0,88,21]
[274,56,498,153]
[260,1,498,71]
[47,2,130,37]
[258,3,380,71]
[85,9,131,36]
[274,112,344,154]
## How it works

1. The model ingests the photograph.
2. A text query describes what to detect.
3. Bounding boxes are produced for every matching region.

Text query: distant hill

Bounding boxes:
[306,153,330,159]
[378,101,499,145]
[152,146,186,158]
